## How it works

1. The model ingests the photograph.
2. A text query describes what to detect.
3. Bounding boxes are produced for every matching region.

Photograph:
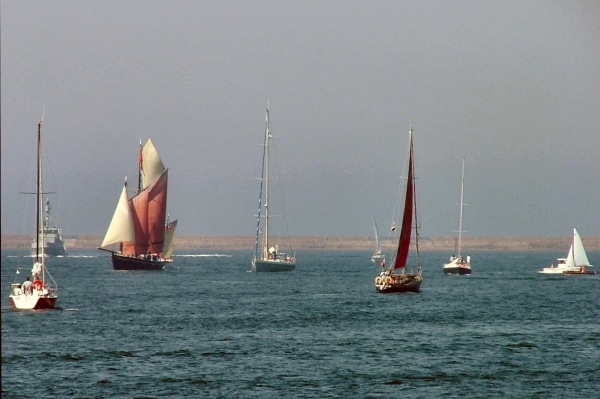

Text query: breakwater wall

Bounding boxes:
[3,235,600,252]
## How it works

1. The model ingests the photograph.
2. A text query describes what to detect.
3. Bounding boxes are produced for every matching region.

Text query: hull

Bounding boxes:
[375,272,422,293]
[442,264,472,275]
[252,258,295,272]
[371,254,385,264]
[9,293,57,310]
[112,253,166,271]
[31,235,66,257]
[539,266,595,275]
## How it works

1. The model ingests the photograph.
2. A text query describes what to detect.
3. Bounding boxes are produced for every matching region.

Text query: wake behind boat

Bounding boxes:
[98,139,177,271]
[539,228,595,275]
[252,105,296,272]
[442,157,471,275]
[9,119,58,309]
[374,126,422,293]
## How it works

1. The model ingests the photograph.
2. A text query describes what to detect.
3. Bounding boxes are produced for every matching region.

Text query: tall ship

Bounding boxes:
[99,139,177,271]
[30,198,67,257]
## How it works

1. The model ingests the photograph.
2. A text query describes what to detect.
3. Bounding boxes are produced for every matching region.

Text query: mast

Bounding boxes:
[36,121,42,264]
[263,106,270,258]
[138,139,143,193]
[457,157,465,258]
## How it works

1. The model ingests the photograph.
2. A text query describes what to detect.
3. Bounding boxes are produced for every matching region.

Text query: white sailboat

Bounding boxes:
[9,119,58,309]
[371,217,385,264]
[252,105,296,272]
[442,157,471,275]
[539,228,595,275]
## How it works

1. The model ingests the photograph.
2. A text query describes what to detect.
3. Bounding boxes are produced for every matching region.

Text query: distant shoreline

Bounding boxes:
[2,235,600,252]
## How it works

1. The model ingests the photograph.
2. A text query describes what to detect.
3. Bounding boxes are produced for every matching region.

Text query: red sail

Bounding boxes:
[147,170,168,255]
[394,139,414,269]
[122,188,149,256]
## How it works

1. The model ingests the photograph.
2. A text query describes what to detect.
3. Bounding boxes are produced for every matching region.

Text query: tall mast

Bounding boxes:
[457,157,465,257]
[263,106,270,256]
[138,139,143,193]
[36,121,43,264]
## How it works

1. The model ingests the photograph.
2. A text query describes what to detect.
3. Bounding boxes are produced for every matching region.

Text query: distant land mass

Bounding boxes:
[2,235,600,252]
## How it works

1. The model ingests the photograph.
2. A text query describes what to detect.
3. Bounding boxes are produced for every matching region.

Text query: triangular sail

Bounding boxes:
[163,219,178,259]
[394,134,414,269]
[373,218,382,254]
[142,138,166,189]
[571,228,591,267]
[101,184,135,247]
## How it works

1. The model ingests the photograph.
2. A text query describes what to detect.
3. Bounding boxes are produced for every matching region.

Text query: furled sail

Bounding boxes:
[101,184,135,247]
[394,137,414,269]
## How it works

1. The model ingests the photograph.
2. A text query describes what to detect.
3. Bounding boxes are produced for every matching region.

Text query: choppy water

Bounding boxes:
[2,249,599,398]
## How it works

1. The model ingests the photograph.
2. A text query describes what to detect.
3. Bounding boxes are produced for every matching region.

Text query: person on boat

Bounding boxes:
[466,255,471,264]
[22,277,33,295]
[33,275,43,290]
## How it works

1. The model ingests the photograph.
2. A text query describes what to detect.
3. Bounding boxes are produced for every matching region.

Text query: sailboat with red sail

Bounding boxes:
[374,126,422,293]
[98,139,177,270]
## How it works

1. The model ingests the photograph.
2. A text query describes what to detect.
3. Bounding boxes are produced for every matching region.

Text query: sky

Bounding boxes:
[2,0,599,238]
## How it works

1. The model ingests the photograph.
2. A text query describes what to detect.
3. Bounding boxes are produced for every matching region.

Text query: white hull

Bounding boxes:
[538,266,594,275]
[9,286,57,310]
[252,258,296,272]
[371,253,385,264]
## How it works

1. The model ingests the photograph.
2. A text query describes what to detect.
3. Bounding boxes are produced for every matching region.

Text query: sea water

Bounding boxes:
[2,250,599,398]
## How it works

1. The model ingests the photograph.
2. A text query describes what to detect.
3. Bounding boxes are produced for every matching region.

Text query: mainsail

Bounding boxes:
[566,228,591,267]
[394,137,414,270]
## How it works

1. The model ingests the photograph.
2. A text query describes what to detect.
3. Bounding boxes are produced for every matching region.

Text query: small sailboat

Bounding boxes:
[30,198,66,257]
[374,126,422,293]
[252,105,296,272]
[371,217,385,264]
[442,157,471,275]
[98,139,177,270]
[539,228,595,275]
[9,119,58,309]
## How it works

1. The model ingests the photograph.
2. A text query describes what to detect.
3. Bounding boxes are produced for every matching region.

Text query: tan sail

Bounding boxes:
[163,219,178,259]
[101,184,135,248]
[142,138,165,189]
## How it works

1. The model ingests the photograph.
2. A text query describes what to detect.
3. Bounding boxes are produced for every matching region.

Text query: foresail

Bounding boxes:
[101,185,135,247]
[394,139,414,269]
[565,244,575,268]
[142,138,166,189]
[163,219,178,259]
[572,228,591,267]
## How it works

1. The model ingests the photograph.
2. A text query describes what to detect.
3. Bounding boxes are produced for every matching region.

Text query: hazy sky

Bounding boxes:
[2,1,599,238]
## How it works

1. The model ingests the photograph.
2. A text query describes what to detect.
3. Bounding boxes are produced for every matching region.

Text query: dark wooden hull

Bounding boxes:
[562,270,596,275]
[112,253,166,271]
[375,273,422,293]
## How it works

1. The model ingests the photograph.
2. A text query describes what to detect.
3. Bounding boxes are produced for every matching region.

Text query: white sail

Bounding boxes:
[566,228,591,267]
[142,138,166,189]
[373,218,382,254]
[101,184,135,247]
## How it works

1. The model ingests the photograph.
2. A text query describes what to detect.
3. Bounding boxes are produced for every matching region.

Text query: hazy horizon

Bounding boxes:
[2,1,599,238]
